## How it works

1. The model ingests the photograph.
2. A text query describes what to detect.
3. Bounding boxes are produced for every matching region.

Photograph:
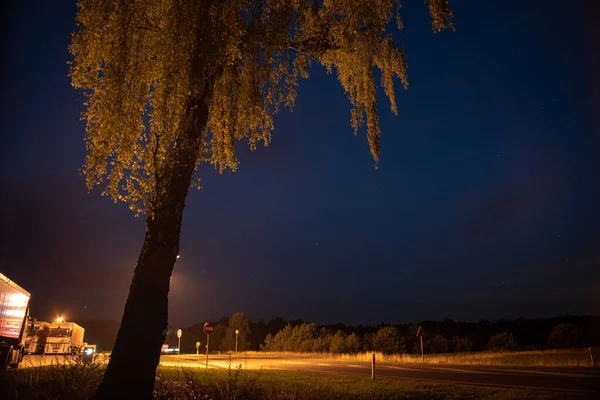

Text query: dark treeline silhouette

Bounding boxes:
[78,315,599,354]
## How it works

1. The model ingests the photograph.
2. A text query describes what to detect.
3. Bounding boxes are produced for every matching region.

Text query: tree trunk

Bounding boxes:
[93,93,210,399]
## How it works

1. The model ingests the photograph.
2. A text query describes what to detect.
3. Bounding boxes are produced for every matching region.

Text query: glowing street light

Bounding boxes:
[235,329,240,353]
[56,316,64,323]
[177,329,182,355]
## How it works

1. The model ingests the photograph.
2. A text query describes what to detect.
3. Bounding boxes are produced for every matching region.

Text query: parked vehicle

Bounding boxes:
[24,320,50,354]
[44,322,85,355]
[0,272,31,369]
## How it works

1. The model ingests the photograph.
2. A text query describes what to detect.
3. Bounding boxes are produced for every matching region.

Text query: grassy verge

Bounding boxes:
[245,348,597,367]
[1,362,576,400]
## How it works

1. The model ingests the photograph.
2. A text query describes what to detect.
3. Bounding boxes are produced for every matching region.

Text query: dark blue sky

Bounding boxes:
[1,0,599,327]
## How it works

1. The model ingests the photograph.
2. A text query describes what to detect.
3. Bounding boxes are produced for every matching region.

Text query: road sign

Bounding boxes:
[203,322,214,335]
[176,329,182,355]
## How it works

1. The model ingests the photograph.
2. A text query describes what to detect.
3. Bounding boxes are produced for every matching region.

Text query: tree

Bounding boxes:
[548,323,581,349]
[70,1,453,397]
[210,323,228,352]
[371,326,405,354]
[451,336,473,353]
[329,330,348,354]
[427,334,450,354]
[223,312,251,351]
[329,330,361,354]
[486,332,518,351]
[345,332,361,354]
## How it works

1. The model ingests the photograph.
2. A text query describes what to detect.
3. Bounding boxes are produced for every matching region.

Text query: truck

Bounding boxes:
[0,272,31,369]
[44,322,85,355]
[24,320,50,354]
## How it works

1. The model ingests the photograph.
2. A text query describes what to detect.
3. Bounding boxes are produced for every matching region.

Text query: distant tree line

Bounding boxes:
[78,315,598,353]
[260,323,520,354]
[260,319,593,355]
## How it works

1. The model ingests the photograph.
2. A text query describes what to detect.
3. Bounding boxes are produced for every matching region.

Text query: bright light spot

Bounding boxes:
[163,348,179,353]
[85,348,94,355]
[176,255,180,259]
[56,316,64,323]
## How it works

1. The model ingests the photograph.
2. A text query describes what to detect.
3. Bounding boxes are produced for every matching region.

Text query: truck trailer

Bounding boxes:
[24,320,50,354]
[44,322,85,355]
[0,272,31,369]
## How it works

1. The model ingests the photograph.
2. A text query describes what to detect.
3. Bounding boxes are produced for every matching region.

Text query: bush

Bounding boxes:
[486,332,518,351]
[1,355,105,399]
[428,335,450,354]
[548,323,580,349]
[452,336,473,352]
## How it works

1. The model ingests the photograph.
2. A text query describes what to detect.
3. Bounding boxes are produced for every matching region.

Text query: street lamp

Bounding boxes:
[235,329,239,353]
[56,316,64,323]
[177,329,182,355]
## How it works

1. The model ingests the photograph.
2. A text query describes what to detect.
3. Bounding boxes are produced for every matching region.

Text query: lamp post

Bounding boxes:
[235,329,239,353]
[177,329,182,355]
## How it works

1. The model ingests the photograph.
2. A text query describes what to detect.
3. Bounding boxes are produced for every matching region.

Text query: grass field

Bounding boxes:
[0,362,575,400]
[244,347,597,368]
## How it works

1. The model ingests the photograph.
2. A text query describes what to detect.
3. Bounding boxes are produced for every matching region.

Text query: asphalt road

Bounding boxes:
[22,354,600,397]
[161,354,600,397]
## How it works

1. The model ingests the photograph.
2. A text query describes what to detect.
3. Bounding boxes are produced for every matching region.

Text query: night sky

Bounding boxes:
[1,0,599,328]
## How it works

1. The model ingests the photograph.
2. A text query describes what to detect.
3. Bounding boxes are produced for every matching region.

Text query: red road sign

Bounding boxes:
[203,322,214,335]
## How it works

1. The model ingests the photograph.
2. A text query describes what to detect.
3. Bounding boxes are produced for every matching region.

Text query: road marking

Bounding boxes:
[380,365,419,371]
[345,364,368,368]
[317,363,331,366]
[284,361,308,365]
[422,366,489,374]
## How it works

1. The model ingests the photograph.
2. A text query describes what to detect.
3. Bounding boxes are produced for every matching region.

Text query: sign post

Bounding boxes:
[371,353,376,380]
[177,329,182,355]
[203,322,214,367]
[196,341,201,355]
[416,326,424,363]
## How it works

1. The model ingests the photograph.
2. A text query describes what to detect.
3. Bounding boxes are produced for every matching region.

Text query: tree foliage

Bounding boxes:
[261,322,336,352]
[427,334,450,354]
[371,326,405,354]
[70,0,454,214]
[223,312,251,351]
[451,336,473,353]
[486,332,518,351]
[329,331,360,354]
[547,323,581,349]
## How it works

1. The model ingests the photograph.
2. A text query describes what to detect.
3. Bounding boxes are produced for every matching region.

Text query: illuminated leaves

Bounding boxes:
[70,0,453,213]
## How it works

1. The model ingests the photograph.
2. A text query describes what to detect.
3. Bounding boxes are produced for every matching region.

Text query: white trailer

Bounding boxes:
[44,322,85,355]
[0,272,31,369]
[24,320,50,354]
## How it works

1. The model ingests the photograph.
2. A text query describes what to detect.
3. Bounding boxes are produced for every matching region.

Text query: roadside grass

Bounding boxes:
[243,348,597,368]
[0,361,579,400]
[1,361,104,400]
